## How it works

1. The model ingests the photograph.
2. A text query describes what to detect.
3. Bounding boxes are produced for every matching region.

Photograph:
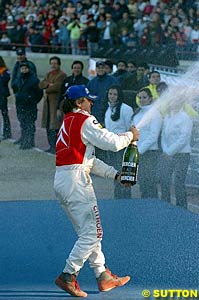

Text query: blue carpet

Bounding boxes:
[0,199,198,297]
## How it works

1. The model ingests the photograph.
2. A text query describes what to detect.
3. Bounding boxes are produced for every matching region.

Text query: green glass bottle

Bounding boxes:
[120,141,139,186]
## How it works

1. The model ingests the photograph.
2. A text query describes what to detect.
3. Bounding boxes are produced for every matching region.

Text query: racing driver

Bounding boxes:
[54,84,139,297]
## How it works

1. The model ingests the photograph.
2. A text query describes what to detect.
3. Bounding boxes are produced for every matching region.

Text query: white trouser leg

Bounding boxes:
[88,241,106,278]
[54,169,106,275]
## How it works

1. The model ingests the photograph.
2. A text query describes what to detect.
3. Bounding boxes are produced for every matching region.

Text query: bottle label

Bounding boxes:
[121,175,136,181]
[134,165,139,181]
[122,162,137,167]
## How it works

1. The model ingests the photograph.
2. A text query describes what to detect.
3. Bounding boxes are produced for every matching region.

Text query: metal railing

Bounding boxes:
[0,42,199,62]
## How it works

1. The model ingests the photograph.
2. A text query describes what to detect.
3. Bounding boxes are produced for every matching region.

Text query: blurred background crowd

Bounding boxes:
[0,0,199,57]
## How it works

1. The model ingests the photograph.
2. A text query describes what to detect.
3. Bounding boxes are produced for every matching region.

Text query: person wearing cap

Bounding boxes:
[87,61,118,123]
[54,84,139,297]
[11,62,42,149]
[11,48,37,92]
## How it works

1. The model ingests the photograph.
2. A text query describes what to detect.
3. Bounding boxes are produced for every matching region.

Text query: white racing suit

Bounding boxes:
[54,109,133,278]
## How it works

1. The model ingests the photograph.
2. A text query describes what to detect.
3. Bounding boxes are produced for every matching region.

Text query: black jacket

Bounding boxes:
[58,74,89,108]
[12,71,41,108]
[11,59,37,92]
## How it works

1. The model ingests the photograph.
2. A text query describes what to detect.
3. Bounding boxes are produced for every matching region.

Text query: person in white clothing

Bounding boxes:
[104,85,134,198]
[54,85,139,297]
[160,100,193,208]
[132,88,162,199]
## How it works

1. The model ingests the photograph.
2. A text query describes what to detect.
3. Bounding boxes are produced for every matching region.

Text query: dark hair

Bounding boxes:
[0,56,7,68]
[132,88,153,118]
[148,70,160,78]
[116,60,128,67]
[104,85,124,122]
[141,62,149,69]
[138,62,149,69]
[127,61,137,68]
[61,96,77,114]
[104,59,113,70]
[136,87,153,99]
[49,56,61,65]
[71,60,84,70]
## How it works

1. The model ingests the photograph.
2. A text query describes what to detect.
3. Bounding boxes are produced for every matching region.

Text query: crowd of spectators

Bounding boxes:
[0,0,199,55]
[0,41,197,208]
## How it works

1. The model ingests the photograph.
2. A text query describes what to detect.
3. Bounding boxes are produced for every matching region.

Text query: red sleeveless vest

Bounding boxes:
[56,112,89,166]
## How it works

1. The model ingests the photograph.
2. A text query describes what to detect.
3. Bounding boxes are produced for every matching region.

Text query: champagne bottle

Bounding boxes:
[120,141,139,186]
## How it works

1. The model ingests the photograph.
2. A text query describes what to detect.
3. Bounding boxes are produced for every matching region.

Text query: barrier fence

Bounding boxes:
[0,42,199,65]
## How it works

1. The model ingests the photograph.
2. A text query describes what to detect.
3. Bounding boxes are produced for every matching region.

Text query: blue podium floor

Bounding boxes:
[0,199,199,299]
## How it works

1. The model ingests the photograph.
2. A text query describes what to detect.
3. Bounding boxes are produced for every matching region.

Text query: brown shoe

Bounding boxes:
[97,268,130,292]
[55,273,87,297]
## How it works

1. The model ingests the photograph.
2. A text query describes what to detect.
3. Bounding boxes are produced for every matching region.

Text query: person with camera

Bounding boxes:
[67,16,86,55]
